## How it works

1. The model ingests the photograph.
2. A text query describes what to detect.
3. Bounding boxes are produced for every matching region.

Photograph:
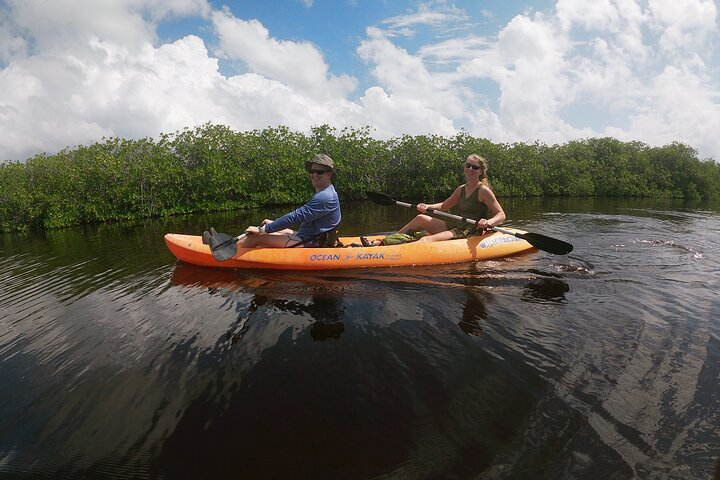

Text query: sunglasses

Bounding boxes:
[464,163,481,170]
[308,168,329,175]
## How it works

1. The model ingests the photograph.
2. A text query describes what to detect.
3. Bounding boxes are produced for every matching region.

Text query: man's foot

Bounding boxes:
[202,230,212,244]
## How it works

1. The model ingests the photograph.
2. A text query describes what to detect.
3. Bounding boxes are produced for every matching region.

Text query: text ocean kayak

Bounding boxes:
[164,229,535,270]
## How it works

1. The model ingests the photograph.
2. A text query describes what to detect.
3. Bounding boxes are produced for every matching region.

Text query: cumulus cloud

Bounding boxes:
[362,0,720,154]
[648,0,717,53]
[1,0,719,162]
[0,0,216,159]
[211,8,357,100]
[0,35,222,157]
[2,0,210,54]
[357,86,457,137]
[552,0,720,155]
[357,27,470,120]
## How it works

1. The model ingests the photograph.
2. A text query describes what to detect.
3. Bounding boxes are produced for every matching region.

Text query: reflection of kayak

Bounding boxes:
[164,230,535,270]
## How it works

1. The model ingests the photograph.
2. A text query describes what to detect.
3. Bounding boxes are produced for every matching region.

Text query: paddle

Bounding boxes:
[205,226,321,262]
[204,228,247,262]
[365,191,574,255]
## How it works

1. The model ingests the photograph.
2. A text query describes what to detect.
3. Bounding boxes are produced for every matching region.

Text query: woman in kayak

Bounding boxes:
[362,154,505,245]
[239,154,341,248]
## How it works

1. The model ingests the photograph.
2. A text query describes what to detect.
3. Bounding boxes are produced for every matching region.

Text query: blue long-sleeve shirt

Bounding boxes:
[264,184,341,240]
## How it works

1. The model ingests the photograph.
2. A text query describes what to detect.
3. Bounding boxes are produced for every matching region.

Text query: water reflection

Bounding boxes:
[171,264,346,344]
[225,294,265,342]
[171,261,577,339]
[458,290,488,336]
[164,265,437,479]
[161,261,591,480]
[227,295,345,342]
[522,269,570,303]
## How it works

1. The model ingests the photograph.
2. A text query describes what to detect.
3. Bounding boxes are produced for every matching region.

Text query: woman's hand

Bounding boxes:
[475,218,492,229]
[416,203,428,213]
[260,219,273,226]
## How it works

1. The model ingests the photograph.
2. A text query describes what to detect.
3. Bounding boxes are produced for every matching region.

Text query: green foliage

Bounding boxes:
[1,124,719,232]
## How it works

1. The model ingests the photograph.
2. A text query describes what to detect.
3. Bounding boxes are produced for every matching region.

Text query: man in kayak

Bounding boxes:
[239,154,341,248]
[362,154,505,246]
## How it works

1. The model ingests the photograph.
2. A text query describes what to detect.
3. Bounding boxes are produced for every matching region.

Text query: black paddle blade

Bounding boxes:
[517,232,573,255]
[209,230,239,261]
[366,191,396,206]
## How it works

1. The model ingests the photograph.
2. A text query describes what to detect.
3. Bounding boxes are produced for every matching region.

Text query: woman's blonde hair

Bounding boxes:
[467,154,489,186]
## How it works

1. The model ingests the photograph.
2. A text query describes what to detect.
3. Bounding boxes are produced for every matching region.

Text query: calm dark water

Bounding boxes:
[1,198,719,479]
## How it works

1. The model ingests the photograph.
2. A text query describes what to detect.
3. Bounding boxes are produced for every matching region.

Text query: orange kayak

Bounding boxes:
[164,229,535,270]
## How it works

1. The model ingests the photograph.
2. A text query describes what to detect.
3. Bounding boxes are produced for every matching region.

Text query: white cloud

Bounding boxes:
[1,0,720,162]
[556,0,624,32]
[358,27,470,119]
[648,0,717,53]
[1,0,209,54]
[356,86,457,138]
[382,1,468,29]
[0,1,357,160]
[616,65,720,159]
[211,8,357,101]
[0,35,222,159]
[490,14,579,141]
[419,35,494,65]
[363,0,720,154]
[0,23,27,63]
[552,0,720,152]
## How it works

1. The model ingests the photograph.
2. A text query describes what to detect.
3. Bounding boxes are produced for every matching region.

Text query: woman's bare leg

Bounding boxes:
[398,215,447,235]
[413,230,454,244]
[363,216,452,246]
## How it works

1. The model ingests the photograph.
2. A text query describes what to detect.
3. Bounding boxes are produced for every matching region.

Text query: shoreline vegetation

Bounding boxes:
[1,123,719,233]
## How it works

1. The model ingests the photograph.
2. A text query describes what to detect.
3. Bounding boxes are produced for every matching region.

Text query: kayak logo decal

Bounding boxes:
[308,253,342,261]
[479,236,522,248]
[355,252,385,260]
[308,252,401,262]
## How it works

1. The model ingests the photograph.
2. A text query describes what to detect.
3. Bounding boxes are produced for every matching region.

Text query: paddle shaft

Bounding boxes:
[210,230,311,258]
[395,200,498,231]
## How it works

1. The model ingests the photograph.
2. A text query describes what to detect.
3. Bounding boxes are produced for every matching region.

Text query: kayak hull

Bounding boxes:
[164,229,535,270]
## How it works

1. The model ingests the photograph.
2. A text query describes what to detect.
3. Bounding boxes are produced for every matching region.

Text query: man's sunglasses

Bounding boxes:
[464,163,481,170]
[308,168,329,175]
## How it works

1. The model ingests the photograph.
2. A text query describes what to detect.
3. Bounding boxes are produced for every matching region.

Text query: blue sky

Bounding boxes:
[1,0,719,162]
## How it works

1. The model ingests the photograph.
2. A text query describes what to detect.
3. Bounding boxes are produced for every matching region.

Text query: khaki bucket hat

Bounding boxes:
[305,153,334,171]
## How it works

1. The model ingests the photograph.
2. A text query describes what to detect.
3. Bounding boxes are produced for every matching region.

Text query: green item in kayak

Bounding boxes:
[380,230,427,245]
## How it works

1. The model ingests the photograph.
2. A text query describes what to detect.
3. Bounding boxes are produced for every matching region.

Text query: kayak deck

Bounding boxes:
[164,229,535,270]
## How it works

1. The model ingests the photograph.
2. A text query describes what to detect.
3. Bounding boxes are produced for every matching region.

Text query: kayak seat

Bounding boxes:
[288,227,342,248]
[319,226,343,248]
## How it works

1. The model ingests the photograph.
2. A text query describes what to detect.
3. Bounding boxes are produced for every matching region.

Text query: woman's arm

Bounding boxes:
[478,186,506,227]
[417,186,462,213]
[439,186,462,211]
